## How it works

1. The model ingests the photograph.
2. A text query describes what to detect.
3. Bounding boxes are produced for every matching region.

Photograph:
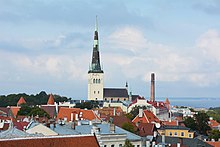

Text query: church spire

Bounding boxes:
[89,16,103,73]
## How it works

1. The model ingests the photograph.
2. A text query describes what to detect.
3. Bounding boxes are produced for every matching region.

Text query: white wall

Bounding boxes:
[88,73,104,100]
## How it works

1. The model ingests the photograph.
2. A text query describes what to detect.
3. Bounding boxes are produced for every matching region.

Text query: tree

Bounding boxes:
[183,117,197,131]
[29,107,50,118]
[122,122,135,133]
[17,104,32,116]
[195,112,211,135]
[123,139,134,147]
[208,130,220,141]
[74,101,99,109]
[129,106,147,120]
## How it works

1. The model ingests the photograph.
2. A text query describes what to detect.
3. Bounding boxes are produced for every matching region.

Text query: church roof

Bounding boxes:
[17,97,26,106]
[88,16,103,73]
[104,88,128,98]
[165,98,170,104]
[47,94,55,105]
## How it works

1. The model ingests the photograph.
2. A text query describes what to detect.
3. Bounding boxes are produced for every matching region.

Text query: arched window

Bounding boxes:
[96,79,98,83]
[93,79,95,83]
[98,79,100,83]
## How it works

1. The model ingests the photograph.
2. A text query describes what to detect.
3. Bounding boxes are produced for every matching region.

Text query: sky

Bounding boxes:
[0,0,220,99]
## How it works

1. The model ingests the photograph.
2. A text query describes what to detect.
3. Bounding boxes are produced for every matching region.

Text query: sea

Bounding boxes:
[156,97,220,109]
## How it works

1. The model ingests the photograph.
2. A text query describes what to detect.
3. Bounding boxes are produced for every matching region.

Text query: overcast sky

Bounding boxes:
[1,0,220,99]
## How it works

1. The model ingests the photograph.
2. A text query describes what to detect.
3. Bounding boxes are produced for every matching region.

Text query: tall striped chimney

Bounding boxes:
[150,73,155,102]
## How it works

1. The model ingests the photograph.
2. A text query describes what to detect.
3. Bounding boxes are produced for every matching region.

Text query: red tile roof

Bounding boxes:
[0,135,100,147]
[165,98,170,104]
[138,123,155,136]
[0,123,9,131]
[47,94,55,105]
[129,96,146,106]
[132,110,160,124]
[206,141,220,147]
[57,107,101,122]
[41,105,56,118]
[17,97,26,106]
[162,120,185,127]
[13,122,29,130]
[95,107,123,118]
[9,106,20,117]
[209,119,220,128]
[106,115,138,131]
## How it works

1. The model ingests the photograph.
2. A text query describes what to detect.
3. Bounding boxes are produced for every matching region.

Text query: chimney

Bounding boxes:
[71,113,74,122]
[139,109,143,118]
[162,135,165,143]
[75,114,79,121]
[71,122,75,130]
[150,73,155,102]
[110,123,115,133]
[146,141,150,147]
[113,108,116,116]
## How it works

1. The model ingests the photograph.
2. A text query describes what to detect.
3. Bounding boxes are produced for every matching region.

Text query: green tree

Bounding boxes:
[208,130,220,141]
[74,101,99,109]
[183,117,197,131]
[129,106,147,120]
[17,104,32,116]
[122,122,134,133]
[29,107,50,118]
[123,139,134,147]
[195,112,211,135]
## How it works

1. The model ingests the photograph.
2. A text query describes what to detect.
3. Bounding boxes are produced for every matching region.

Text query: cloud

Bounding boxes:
[103,26,220,88]
[196,29,220,62]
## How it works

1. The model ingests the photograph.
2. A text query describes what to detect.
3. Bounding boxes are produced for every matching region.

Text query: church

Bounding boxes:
[88,18,129,101]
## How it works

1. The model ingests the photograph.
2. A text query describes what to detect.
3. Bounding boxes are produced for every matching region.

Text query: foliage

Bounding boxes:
[125,113,133,120]
[17,105,50,118]
[207,107,220,123]
[183,117,197,131]
[0,91,69,107]
[74,101,99,109]
[122,122,134,133]
[17,104,32,116]
[184,112,211,135]
[123,139,134,147]
[194,112,211,135]
[208,130,220,141]
[129,106,147,120]
[29,107,50,118]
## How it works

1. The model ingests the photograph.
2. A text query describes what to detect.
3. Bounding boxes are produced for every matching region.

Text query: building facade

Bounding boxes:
[88,17,104,101]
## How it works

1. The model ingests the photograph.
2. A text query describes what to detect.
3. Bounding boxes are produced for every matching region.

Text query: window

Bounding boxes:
[169,132,172,136]
[189,134,192,138]
[137,145,140,147]
[98,91,99,94]
[119,144,122,147]
[93,79,95,83]
[96,79,98,83]
[174,132,178,136]
[105,98,107,101]
[94,91,96,94]
[98,79,100,83]
[111,98,113,101]
[181,132,184,136]
[111,145,114,147]
[124,98,126,101]
[104,145,107,147]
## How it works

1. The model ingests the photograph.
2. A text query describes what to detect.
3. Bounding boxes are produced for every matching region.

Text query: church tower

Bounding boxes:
[88,17,104,100]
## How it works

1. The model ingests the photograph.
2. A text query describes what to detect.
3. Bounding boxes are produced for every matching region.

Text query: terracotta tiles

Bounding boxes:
[0,135,100,147]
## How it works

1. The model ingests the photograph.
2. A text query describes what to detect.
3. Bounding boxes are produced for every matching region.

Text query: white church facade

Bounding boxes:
[88,18,128,101]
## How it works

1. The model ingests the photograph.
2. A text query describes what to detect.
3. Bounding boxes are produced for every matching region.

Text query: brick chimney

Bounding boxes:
[150,73,155,102]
